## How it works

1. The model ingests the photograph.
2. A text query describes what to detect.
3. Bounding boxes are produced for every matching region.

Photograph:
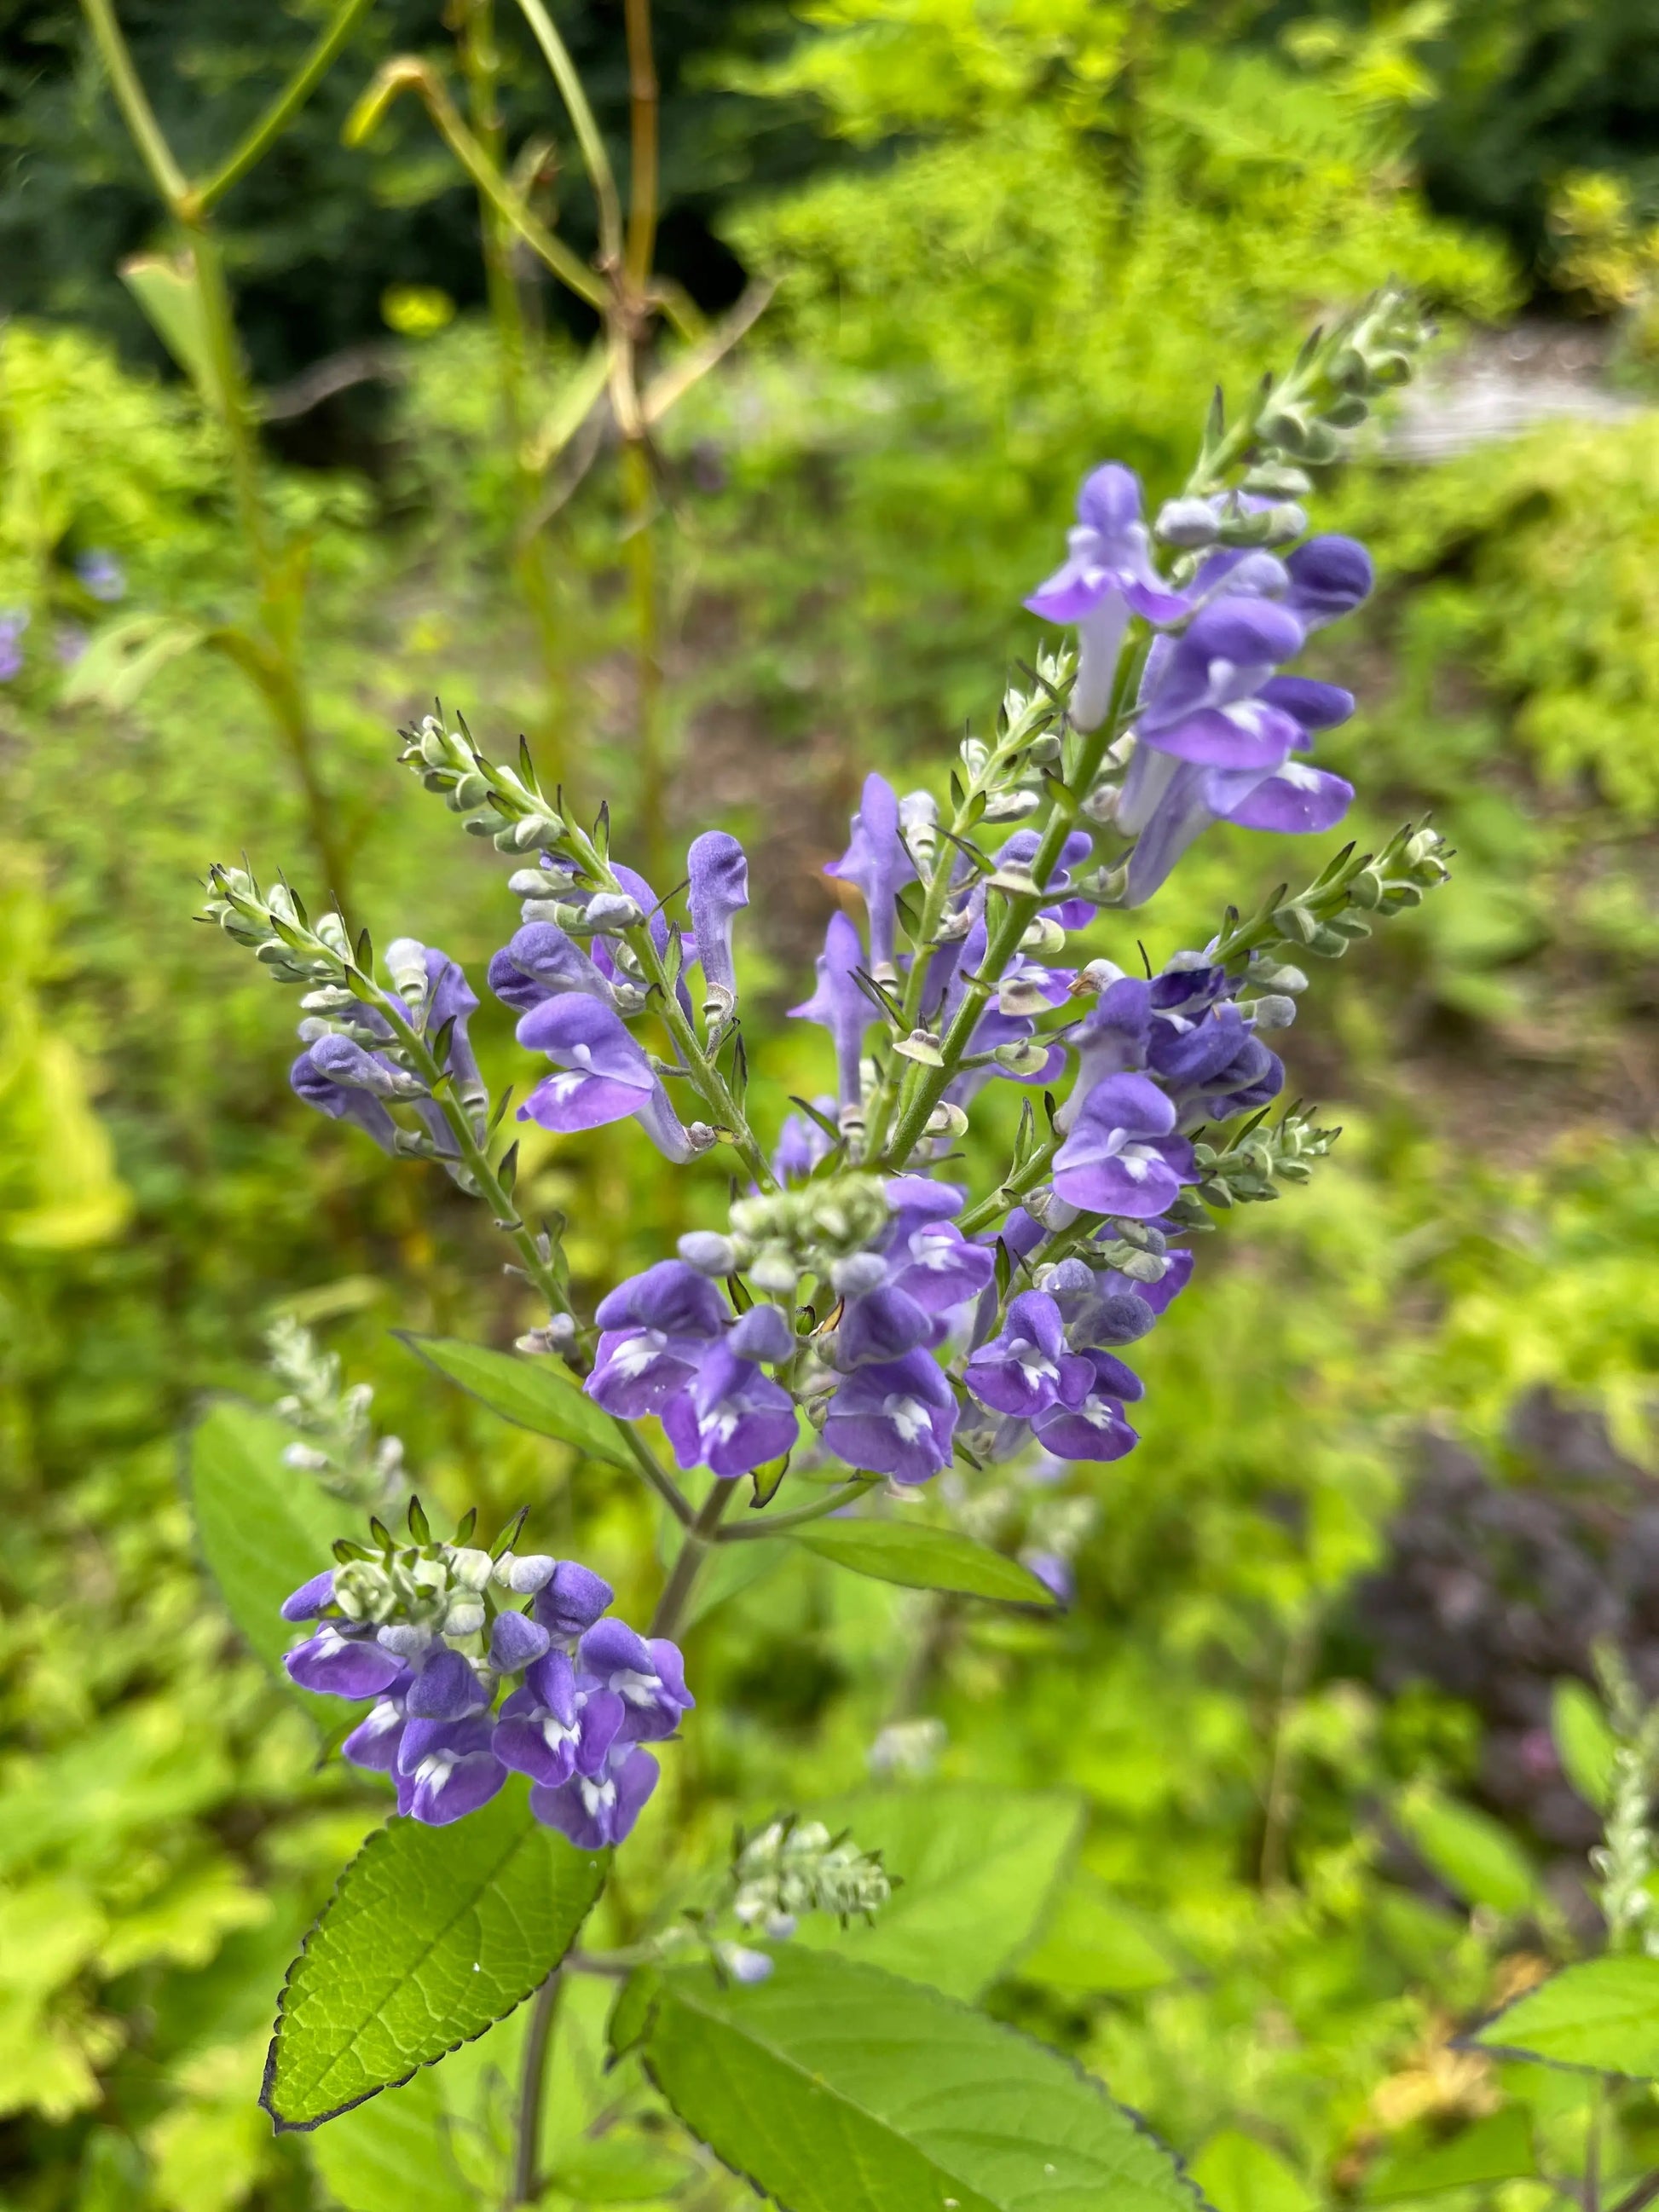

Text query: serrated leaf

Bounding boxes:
[1551,1680,1617,1814]
[1472,1956,1659,2078]
[1361,2106,1535,2202]
[263,1787,606,2129]
[636,1949,1198,2212]
[305,2069,477,2212]
[790,1519,1057,1607]
[790,1785,1081,2000]
[186,1401,348,1726]
[1394,1789,1537,1916]
[397,1335,630,1468]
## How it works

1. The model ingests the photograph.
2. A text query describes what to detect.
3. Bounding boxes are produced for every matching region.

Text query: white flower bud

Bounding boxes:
[444,1545,494,1592]
[443,1595,487,1637]
[678,1231,737,1276]
[830,1252,887,1297]
[494,1551,558,1594]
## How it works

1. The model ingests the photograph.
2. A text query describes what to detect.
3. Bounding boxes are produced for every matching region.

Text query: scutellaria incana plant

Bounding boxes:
[205,290,1451,2202]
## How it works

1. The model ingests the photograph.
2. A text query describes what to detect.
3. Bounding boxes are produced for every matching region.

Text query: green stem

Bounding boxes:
[621,438,666,888]
[511,0,623,269]
[621,0,659,286]
[79,0,188,206]
[717,1476,881,1541]
[955,1135,1060,1238]
[650,1478,737,1637]
[194,0,376,212]
[510,1968,562,2205]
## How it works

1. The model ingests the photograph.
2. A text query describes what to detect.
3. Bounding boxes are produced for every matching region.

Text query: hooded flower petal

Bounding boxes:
[822,1351,957,1484]
[687,831,749,1014]
[1051,1072,1196,1219]
[530,1745,660,1848]
[788,912,870,1114]
[284,1624,406,1700]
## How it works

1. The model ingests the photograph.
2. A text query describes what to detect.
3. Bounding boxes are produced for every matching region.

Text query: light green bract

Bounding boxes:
[263,1788,605,2128]
[624,1949,1199,2212]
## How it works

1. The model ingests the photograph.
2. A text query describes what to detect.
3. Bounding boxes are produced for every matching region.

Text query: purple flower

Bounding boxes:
[533,1560,616,1641]
[587,1261,728,1418]
[1026,465,1190,729]
[1020,1551,1074,1604]
[75,550,125,602]
[343,1692,408,1775]
[291,1047,401,1152]
[964,1291,1095,1421]
[1031,1351,1141,1462]
[662,1341,798,1476]
[0,608,30,681]
[283,1622,406,1700]
[822,1350,957,1483]
[824,775,917,979]
[687,831,749,1017]
[406,1646,489,1721]
[531,1744,660,1849]
[489,921,618,1014]
[488,1608,552,1673]
[280,1568,336,1622]
[1283,535,1373,629]
[1052,1073,1195,1219]
[517,996,704,1162]
[788,912,870,1118]
[774,1100,835,1181]
[576,1620,694,1742]
[396,1713,507,1825]
[494,1649,623,1789]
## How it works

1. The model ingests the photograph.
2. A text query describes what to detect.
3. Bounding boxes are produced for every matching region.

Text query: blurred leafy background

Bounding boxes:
[3,0,1659,2205]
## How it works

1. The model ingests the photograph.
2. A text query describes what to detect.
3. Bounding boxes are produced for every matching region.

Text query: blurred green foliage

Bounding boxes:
[3,2,1659,2207]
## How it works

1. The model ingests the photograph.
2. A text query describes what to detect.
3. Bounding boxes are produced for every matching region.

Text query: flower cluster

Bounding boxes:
[281,1504,690,1846]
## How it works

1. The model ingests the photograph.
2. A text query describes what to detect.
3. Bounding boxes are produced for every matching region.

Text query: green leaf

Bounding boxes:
[789,1518,1058,1607]
[1393,1789,1538,1915]
[632,1949,1198,2212]
[263,1786,606,2129]
[1190,2130,1315,2212]
[1016,1874,1188,1996]
[1361,2107,1535,2201]
[1552,1680,1618,1814]
[397,1335,630,1468]
[186,1401,348,1724]
[305,2069,477,2212]
[61,613,205,712]
[1472,1956,1659,2078]
[790,1785,1082,2000]
[544,2131,699,2203]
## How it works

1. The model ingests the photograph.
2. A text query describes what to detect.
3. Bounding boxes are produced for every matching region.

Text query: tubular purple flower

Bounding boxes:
[1026,464,1191,730]
[824,775,916,979]
[822,1350,957,1484]
[577,1620,695,1742]
[964,1291,1095,1421]
[775,1100,835,1181]
[533,1560,616,1642]
[687,831,749,1015]
[489,1608,552,1672]
[587,1260,728,1418]
[284,1622,405,1700]
[280,1568,336,1622]
[291,1048,401,1152]
[788,912,870,1118]
[494,1649,624,1789]
[1032,1355,1141,1462]
[1283,535,1373,629]
[342,1693,407,1775]
[531,1744,660,1848]
[517,995,705,1161]
[1051,1073,1196,1219]
[406,1647,488,1721]
[396,1713,506,1825]
[662,1341,799,1477]
[488,921,618,1013]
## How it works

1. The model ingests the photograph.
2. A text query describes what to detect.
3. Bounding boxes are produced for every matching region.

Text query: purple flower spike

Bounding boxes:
[788,912,870,1116]
[531,1745,660,1849]
[965,1291,1094,1421]
[662,1341,799,1478]
[342,1695,407,1774]
[824,775,916,979]
[280,1568,335,1622]
[588,1260,728,1418]
[396,1715,506,1826]
[489,1608,552,1673]
[517,994,704,1162]
[1026,464,1191,729]
[1223,759,1356,836]
[534,1560,617,1641]
[494,1649,604,1788]
[284,1624,406,1701]
[1052,1072,1196,1219]
[578,1620,695,1742]
[1032,1360,1141,1463]
[822,1350,957,1484]
[687,832,749,1015]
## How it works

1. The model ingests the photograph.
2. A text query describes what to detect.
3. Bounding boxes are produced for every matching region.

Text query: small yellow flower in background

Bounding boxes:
[380,284,456,339]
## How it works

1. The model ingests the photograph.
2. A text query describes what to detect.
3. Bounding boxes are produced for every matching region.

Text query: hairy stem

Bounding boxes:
[650,1477,737,1637]
[510,1968,563,2205]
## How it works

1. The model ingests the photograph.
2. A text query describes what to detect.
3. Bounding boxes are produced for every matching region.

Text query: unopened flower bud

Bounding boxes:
[1155,496,1222,548]
[1245,993,1298,1030]
[679,1230,737,1276]
[444,1546,494,1592]
[442,1594,486,1637]
[494,1551,558,1594]
[830,1252,887,1297]
[924,1101,969,1139]
[719,1944,774,1984]
[583,892,644,932]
